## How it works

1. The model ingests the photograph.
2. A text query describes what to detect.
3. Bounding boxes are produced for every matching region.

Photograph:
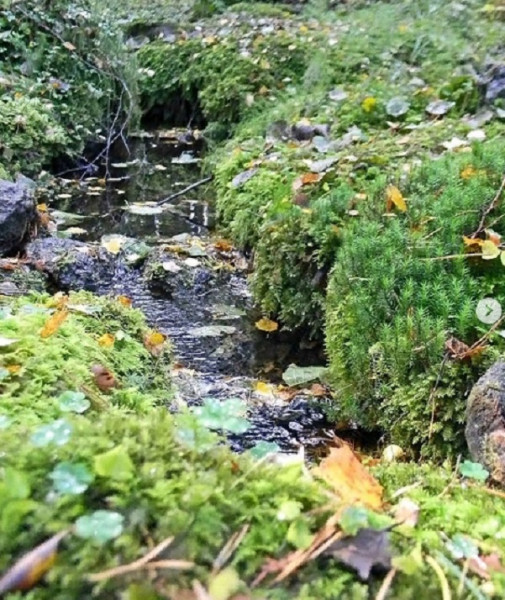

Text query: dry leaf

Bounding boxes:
[393,498,420,527]
[116,295,132,307]
[0,531,68,594]
[255,318,279,333]
[91,364,117,392]
[36,203,48,212]
[254,381,275,397]
[292,173,321,192]
[214,239,234,252]
[98,333,115,348]
[40,309,68,339]
[313,445,383,509]
[385,185,407,212]
[486,229,502,246]
[144,331,166,357]
[463,235,483,248]
[62,41,76,51]
[481,239,501,260]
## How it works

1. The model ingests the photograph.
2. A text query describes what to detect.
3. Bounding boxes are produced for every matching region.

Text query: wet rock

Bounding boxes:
[25,237,127,292]
[465,361,505,483]
[483,65,505,103]
[0,179,38,257]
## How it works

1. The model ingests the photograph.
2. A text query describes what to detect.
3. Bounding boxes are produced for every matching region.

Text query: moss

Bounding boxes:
[326,140,505,457]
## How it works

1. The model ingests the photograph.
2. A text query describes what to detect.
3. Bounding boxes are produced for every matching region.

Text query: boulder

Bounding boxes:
[465,361,505,484]
[0,179,37,256]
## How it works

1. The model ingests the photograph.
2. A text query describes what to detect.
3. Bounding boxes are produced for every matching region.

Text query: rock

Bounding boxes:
[0,179,37,257]
[465,361,505,483]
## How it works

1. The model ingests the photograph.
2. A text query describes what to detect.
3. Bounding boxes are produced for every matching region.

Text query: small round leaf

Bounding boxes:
[58,391,90,413]
[49,462,94,495]
[31,419,73,447]
[75,510,124,543]
[386,97,410,117]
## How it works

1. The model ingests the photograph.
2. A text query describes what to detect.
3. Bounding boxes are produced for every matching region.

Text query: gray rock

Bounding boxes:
[465,361,505,484]
[0,180,37,257]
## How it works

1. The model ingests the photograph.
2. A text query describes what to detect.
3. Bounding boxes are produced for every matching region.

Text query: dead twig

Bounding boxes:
[88,536,195,582]
[375,568,397,600]
[157,176,214,206]
[212,525,250,575]
[472,171,505,238]
[437,455,462,499]
[428,353,449,440]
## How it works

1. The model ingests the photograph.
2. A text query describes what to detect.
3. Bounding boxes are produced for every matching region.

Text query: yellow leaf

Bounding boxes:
[254,381,275,396]
[98,333,115,348]
[40,309,68,339]
[501,251,505,267]
[36,203,48,212]
[6,365,21,374]
[361,96,377,112]
[463,236,483,247]
[386,185,407,212]
[143,331,166,356]
[313,445,383,509]
[102,239,122,254]
[482,239,501,260]
[460,165,477,179]
[255,317,279,332]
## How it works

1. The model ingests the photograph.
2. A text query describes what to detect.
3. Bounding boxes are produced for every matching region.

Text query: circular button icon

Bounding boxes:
[476,298,502,324]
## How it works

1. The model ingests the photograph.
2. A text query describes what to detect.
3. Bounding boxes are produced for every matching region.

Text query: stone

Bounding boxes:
[465,361,505,484]
[0,179,37,257]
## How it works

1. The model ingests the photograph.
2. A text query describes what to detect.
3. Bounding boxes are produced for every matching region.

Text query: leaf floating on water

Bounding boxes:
[116,295,132,307]
[0,530,68,594]
[313,445,383,509]
[282,364,327,387]
[323,528,392,581]
[75,510,124,544]
[40,308,68,338]
[255,317,278,332]
[385,185,407,212]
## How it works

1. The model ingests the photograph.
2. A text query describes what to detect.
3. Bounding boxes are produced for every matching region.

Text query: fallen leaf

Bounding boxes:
[385,185,407,212]
[90,364,117,392]
[40,308,68,338]
[282,364,327,387]
[461,166,477,179]
[463,235,483,248]
[254,381,275,397]
[481,239,501,260]
[117,295,132,307]
[214,239,234,252]
[144,331,166,356]
[313,445,383,509]
[393,498,420,527]
[361,96,377,112]
[98,333,115,348]
[255,318,278,333]
[324,528,391,580]
[0,531,68,594]
[292,172,322,192]
[486,229,502,246]
[381,445,405,463]
[62,41,76,51]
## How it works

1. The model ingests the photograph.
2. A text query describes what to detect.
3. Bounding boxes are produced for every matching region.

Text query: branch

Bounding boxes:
[157,175,214,206]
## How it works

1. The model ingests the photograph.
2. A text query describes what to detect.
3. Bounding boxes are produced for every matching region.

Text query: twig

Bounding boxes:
[375,568,397,600]
[88,536,180,582]
[472,172,505,238]
[157,176,214,206]
[212,525,250,575]
[425,555,452,600]
[437,454,462,499]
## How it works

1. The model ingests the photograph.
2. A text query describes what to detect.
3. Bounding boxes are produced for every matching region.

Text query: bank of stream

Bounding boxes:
[32,130,349,455]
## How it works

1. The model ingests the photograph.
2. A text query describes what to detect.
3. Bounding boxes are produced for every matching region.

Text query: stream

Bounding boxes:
[31,130,345,455]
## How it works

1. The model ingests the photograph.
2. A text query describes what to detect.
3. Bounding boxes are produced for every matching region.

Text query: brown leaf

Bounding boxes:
[0,531,68,594]
[214,239,234,252]
[445,336,486,360]
[292,172,321,192]
[40,308,68,338]
[313,445,383,509]
[91,364,118,392]
[324,528,392,581]
[116,295,132,307]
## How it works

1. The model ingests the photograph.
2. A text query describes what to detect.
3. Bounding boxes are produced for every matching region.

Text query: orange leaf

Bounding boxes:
[116,295,132,307]
[214,239,234,252]
[292,172,321,192]
[40,309,68,339]
[463,236,483,247]
[255,317,279,333]
[313,445,383,509]
[385,185,407,212]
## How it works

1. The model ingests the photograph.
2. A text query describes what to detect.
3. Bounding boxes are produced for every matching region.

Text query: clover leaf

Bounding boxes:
[459,460,489,482]
[193,398,250,434]
[58,391,90,414]
[75,510,124,543]
[31,419,72,447]
[49,462,94,495]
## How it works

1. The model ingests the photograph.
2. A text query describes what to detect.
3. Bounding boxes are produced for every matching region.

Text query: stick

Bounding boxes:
[375,568,397,600]
[157,176,213,206]
[472,172,505,238]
